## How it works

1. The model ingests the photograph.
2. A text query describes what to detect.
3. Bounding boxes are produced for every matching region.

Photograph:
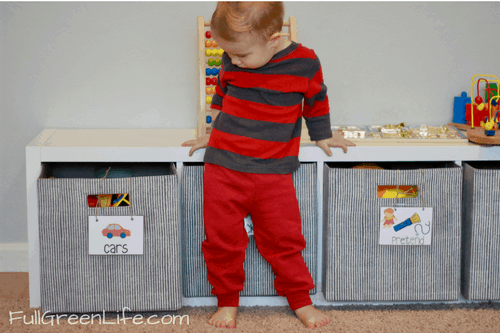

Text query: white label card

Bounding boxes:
[88,215,144,255]
[379,207,433,245]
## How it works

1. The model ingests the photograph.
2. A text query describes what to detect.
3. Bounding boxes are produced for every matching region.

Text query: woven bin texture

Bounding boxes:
[37,163,181,313]
[323,162,462,301]
[462,162,500,300]
[181,163,318,297]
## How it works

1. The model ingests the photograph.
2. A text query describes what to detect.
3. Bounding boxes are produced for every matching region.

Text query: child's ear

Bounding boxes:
[268,32,281,46]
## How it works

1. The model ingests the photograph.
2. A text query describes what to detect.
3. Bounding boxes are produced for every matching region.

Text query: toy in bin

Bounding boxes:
[87,194,112,208]
[87,194,130,207]
[112,193,130,207]
[466,74,500,145]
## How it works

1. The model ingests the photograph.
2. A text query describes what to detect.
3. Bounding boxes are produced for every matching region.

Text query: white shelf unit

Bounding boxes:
[26,129,500,308]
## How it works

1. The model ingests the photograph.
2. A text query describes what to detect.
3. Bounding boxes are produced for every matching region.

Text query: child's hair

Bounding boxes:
[384,208,394,214]
[211,2,284,43]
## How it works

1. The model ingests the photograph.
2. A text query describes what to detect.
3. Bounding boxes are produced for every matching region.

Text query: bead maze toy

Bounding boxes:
[465,74,500,145]
[197,16,297,139]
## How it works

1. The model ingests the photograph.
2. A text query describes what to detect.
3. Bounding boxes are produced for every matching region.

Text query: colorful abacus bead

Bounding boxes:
[205,40,212,48]
[211,77,217,85]
[206,115,212,124]
[208,58,215,66]
[205,49,211,57]
[212,41,218,48]
[206,31,211,39]
[206,96,212,104]
[206,78,211,85]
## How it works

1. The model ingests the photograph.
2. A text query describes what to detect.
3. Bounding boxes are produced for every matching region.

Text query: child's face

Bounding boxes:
[213,32,282,69]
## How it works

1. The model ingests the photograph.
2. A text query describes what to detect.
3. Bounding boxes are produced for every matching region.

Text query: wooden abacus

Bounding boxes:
[197,16,297,139]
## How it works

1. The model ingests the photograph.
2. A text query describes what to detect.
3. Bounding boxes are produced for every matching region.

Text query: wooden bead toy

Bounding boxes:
[467,74,500,145]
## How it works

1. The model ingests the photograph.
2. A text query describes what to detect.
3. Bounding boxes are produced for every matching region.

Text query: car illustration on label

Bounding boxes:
[102,224,131,239]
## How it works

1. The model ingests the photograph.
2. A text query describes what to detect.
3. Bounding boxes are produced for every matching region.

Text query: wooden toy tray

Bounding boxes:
[300,124,469,146]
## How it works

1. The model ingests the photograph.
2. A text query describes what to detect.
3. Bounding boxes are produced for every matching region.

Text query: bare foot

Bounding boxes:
[294,305,330,329]
[208,306,237,328]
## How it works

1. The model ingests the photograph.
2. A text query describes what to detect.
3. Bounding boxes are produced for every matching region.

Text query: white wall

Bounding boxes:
[1,2,500,250]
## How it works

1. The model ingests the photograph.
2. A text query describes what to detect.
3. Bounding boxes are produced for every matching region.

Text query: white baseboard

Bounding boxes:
[0,242,29,272]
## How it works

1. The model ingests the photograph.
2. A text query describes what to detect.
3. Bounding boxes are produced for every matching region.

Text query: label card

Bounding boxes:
[88,216,144,255]
[379,207,433,245]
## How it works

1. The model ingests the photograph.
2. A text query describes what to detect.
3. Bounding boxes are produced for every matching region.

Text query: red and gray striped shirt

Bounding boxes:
[204,41,332,174]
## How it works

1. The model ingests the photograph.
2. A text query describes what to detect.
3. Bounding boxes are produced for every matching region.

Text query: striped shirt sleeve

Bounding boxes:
[303,55,332,141]
[210,54,229,111]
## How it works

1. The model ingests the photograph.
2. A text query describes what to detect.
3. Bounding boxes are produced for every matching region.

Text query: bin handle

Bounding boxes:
[420,169,425,210]
[394,169,425,211]
[128,177,134,221]
[394,170,399,210]
[94,167,134,222]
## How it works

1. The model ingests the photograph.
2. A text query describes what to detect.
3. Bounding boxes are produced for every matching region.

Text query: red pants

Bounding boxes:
[202,163,315,311]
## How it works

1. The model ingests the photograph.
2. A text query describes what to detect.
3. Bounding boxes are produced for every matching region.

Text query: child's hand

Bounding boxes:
[182,134,210,156]
[315,132,356,155]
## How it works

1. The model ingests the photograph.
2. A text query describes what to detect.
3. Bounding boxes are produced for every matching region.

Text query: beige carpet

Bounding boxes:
[1,273,499,332]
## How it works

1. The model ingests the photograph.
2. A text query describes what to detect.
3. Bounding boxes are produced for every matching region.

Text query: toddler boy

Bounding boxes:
[183,1,354,329]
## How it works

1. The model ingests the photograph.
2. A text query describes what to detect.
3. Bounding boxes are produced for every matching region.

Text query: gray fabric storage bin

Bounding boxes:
[37,162,181,313]
[181,163,318,297]
[462,162,500,300]
[323,162,462,301]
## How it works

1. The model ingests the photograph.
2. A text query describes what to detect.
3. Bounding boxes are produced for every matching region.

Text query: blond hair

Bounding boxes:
[211,2,284,42]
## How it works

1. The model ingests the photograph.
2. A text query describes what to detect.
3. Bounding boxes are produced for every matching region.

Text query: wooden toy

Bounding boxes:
[197,16,297,139]
[467,74,500,145]
[302,123,468,146]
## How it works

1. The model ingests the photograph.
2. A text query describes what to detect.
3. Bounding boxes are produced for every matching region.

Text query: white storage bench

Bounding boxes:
[25,129,500,308]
